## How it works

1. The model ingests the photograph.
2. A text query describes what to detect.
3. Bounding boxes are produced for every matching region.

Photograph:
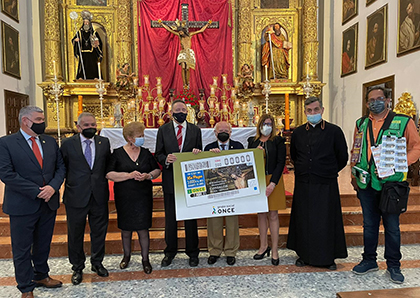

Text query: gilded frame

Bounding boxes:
[397,0,420,56]
[341,23,358,77]
[342,0,358,25]
[365,4,387,69]
[2,21,20,79]
[366,0,376,6]
[252,9,299,85]
[1,0,19,22]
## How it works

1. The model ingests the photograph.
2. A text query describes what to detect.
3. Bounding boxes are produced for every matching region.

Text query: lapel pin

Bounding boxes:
[42,140,46,143]
[99,141,101,144]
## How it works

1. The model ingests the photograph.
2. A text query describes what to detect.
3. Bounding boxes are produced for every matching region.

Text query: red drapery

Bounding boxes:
[137,0,233,103]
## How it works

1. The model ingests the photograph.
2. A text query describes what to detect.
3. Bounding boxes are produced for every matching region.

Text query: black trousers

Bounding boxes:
[9,202,56,293]
[65,195,109,271]
[164,193,199,258]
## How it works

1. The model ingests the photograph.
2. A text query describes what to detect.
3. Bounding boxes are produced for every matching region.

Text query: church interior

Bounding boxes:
[1,0,420,297]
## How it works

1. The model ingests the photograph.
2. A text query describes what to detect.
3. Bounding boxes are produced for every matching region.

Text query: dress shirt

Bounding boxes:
[80,133,96,167]
[20,128,43,158]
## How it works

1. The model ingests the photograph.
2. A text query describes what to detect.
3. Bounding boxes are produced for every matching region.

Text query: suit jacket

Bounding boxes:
[155,121,202,194]
[60,134,111,208]
[248,135,286,185]
[0,132,65,215]
[204,139,244,151]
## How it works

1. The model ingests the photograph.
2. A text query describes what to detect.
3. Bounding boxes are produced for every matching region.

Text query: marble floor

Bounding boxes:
[1,245,420,298]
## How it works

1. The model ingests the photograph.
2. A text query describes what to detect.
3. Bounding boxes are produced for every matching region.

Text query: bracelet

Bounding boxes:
[149,173,154,180]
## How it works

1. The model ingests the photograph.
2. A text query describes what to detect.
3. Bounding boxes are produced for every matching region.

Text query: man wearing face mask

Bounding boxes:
[287,97,348,270]
[0,106,66,297]
[350,86,420,283]
[204,121,244,265]
[60,112,111,285]
[155,99,203,267]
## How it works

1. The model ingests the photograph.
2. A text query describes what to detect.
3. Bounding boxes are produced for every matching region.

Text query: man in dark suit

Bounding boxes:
[204,121,244,266]
[60,112,111,285]
[0,106,65,298]
[155,99,202,267]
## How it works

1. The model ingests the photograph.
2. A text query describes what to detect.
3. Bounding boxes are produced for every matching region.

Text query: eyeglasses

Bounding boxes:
[368,96,385,102]
[263,122,273,127]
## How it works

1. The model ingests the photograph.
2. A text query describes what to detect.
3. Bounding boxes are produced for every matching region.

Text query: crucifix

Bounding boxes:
[151,3,219,89]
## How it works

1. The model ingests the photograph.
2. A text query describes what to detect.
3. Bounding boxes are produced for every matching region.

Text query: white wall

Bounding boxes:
[322,0,420,149]
[0,0,42,136]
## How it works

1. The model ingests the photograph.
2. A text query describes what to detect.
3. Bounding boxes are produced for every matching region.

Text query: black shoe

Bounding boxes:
[161,255,174,267]
[189,257,199,267]
[120,255,130,269]
[327,262,337,270]
[91,264,109,277]
[253,246,271,260]
[142,260,153,274]
[208,255,219,265]
[295,258,308,267]
[71,270,83,285]
[227,256,236,266]
[271,258,279,266]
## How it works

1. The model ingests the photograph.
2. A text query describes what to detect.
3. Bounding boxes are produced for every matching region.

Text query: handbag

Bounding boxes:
[379,181,410,214]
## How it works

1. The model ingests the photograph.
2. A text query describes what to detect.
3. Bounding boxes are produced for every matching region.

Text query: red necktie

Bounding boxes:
[177,125,183,151]
[30,137,43,168]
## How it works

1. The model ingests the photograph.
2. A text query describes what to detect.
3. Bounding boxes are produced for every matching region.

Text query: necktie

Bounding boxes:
[221,144,226,150]
[177,125,183,151]
[84,139,92,168]
[30,137,43,168]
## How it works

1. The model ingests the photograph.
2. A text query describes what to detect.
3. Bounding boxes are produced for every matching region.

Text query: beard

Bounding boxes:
[274,28,281,36]
[83,23,91,32]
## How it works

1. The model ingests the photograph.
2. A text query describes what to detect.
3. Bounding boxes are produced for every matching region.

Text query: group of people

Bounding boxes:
[1,86,420,297]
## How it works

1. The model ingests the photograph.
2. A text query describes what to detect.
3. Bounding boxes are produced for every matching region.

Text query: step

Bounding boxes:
[2,205,420,237]
[1,224,420,259]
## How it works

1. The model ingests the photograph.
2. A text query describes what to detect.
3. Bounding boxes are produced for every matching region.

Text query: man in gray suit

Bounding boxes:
[60,112,111,285]
[0,106,65,298]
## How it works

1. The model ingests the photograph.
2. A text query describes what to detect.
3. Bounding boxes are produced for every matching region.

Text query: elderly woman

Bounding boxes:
[248,114,286,266]
[106,122,160,274]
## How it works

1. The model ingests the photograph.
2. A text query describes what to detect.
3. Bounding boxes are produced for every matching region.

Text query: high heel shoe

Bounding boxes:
[271,258,279,266]
[119,255,130,269]
[142,260,153,274]
[253,246,271,260]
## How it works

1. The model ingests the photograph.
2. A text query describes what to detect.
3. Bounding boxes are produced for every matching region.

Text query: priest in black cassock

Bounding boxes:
[287,96,348,270]
[72,10,103,80]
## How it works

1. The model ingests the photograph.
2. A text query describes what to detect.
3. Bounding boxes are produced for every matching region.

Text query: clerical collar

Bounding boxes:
[306,119,325,130]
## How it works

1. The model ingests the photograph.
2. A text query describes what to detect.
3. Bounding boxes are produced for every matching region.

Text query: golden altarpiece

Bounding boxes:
[39,0,324,133]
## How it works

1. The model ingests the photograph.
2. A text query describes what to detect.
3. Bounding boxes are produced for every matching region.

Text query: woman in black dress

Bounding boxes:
[248,114,286,266]
[106,122,160,274]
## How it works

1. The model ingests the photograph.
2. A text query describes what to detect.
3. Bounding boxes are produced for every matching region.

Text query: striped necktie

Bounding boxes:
[177,125,183,151]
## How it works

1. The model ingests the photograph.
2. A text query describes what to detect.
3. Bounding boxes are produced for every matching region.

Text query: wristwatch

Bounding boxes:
[149,173,154,180]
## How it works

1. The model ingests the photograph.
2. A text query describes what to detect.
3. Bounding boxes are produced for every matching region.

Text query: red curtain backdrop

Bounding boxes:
[137,0,233,102]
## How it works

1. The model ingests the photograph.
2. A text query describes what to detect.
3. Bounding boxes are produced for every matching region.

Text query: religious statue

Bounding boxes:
[71,10,103,80]
[238,64,255,95]
[261,23,292,80]
[158,19,212,89]
[116,63,136,92]
[113,101,123,127]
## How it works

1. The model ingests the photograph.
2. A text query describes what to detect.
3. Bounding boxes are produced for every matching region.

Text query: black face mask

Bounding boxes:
[217,132,230,143]
[30,121,46,135]
[82,128,97,139]
[173,112,187,124]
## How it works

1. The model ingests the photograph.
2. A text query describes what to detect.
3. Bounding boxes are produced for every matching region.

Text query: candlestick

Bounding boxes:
[222,74,227,85]
[200,102,205,111]
[156,77,162,85]
[265,65,268,81]
[285,93,290,131]
[213,77,218,87]
[144,75,149,85]
[159,99,165,108]
[98,62,101,80]
[211,86,215,96]
[157,86,162,95]
[144,104,149,112]
[153,102,157,110]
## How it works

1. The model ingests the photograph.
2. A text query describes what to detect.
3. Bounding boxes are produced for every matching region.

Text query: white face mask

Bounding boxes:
[260,125,272,136]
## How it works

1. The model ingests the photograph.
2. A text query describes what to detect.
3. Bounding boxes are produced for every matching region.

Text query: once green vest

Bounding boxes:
[355,113,410,191]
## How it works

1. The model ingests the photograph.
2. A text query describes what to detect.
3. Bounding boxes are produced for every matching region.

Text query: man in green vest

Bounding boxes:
[350,86,420,284]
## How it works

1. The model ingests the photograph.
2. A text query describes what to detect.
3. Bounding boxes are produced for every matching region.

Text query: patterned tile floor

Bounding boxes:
[1,245,420,298]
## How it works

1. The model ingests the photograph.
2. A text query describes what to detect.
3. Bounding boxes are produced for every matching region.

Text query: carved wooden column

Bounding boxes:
[303,0,319,80]
[237,0,253,68]
[44,0,62,81]
[116,0,132,67]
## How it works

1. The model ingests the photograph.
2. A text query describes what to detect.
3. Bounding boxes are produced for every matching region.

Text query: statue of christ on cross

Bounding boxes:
[151,3,219,89]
